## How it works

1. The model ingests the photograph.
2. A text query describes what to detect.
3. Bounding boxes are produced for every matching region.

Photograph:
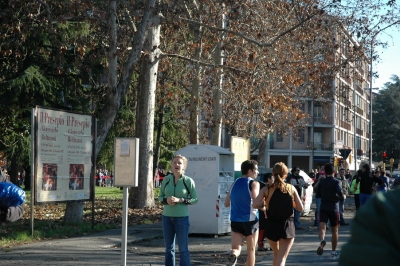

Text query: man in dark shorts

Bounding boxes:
[315,163,345,260]
[224,160,260,266]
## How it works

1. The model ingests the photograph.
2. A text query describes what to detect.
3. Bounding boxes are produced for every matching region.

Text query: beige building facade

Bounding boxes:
[260,30,371,172]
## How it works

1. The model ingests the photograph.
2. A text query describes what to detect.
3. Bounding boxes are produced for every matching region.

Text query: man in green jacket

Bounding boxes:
[349,170,361,210]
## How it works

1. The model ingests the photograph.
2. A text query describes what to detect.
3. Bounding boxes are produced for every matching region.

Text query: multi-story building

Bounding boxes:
[257,29,372,172]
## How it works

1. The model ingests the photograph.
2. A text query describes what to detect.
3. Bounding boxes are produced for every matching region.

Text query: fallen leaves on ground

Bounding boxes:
[0,197,163,247]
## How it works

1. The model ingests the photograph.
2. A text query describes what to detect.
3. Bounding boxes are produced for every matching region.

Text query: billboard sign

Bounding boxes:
[33,106,95,204]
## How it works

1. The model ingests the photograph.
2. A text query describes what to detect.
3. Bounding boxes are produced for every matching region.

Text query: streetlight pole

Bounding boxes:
[354,84,357,172]
[369,41,373,166]
[311,98,314,170]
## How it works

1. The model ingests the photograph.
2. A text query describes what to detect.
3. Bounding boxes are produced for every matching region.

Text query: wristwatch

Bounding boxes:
[181,198,185,203]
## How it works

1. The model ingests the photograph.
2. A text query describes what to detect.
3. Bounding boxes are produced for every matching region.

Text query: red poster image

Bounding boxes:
[42,163,58,191]
[69,164,84,190]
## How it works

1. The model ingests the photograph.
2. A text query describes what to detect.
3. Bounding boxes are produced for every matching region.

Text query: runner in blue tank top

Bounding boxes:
[225,160,260,266]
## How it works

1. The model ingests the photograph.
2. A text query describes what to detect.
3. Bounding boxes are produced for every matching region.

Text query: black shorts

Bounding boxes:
[259,211,267,229]
[231,220,259,236]
[319,209,340,226]
[265,218,295,242]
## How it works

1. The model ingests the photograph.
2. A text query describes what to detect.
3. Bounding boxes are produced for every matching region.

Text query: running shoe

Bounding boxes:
[331,251,340,260]
[317,240,326,255]
[227,254,238,266]
[258,246,268,251]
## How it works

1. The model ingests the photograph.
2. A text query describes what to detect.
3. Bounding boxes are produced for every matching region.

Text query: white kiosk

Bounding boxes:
[176,145,235,235]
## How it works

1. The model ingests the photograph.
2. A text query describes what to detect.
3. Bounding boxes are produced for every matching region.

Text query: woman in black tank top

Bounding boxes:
[253,162,304,266]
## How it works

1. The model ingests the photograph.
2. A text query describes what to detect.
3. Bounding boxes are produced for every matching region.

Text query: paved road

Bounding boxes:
[0,199,357,265]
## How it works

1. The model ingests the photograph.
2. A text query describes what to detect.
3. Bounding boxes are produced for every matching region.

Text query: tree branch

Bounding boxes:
[123,7,137,32]
[160,52,251,74]
[38,0,51,20]
[177,13,318,48]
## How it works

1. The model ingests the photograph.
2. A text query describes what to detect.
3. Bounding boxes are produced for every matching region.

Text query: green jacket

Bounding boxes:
[339,189,400,265]
[158,174,198,217]
[349,179,360,194]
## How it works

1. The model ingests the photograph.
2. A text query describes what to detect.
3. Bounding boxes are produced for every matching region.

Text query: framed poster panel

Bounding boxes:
[113,138,139,187]
[33,106,95,204]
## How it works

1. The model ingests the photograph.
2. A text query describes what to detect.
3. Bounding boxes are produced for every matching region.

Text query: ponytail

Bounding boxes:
[271,162,290,193]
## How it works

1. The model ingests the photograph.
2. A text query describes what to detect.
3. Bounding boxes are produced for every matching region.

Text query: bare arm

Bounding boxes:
[292,186,304,212]
[251,180,260,200]
[224,183,233,207]
[252,186,267,209]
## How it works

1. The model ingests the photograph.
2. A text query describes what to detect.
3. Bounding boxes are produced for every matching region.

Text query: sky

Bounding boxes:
[372,28,400,90]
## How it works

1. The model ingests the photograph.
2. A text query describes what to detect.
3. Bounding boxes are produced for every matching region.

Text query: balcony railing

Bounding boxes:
[355,85,364,95]
[307,142,334,151]
[358,67,364,76]
[356,107,363,116]
[340,120,351,130]
[356,128,363,136]
[268,140,333,150]
[306,116,334,125]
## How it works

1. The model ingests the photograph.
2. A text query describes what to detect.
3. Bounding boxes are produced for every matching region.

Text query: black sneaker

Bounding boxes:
[227,254,238,266]
[258,246,268,251]
[317,240,326,255]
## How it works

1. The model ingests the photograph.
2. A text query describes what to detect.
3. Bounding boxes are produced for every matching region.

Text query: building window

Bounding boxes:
[277,132,283,142]
[356,95,362,108]
[298,129,305,142]
[356,136,361,149]
[356,115,361,129]
[314,105,323,117]
[300,102,306,112]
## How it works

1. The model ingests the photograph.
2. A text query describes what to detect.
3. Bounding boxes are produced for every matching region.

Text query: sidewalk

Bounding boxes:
[0,200,356,265]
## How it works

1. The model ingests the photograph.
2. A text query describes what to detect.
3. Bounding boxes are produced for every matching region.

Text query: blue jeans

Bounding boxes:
[339,199,346,224]
[162,215,191,266]
[359,193,373,207]
[294,208,301,228]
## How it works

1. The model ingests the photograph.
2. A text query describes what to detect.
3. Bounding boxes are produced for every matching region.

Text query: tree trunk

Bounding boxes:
[153,99,165,177]
[211,13,225,146]
[94,0,157,157]
[129,13,161,209]
[189,71,200,144]
[24,166,31,191]
[189,20,203,145]
[257,138,268,167]
[9,158,18,185]
[64,201,85,224]
[62,0,149,222]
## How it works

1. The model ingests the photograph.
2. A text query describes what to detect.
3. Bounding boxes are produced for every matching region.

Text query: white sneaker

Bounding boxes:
[330,251,340,260]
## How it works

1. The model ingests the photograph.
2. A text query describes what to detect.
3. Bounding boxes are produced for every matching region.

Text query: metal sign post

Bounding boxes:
[121,186,129,266]
[114,138,139,266]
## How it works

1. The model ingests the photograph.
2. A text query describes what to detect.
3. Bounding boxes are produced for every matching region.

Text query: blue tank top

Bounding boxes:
[230,177,259,222]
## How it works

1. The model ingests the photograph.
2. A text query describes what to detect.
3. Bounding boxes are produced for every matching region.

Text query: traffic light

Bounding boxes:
[382,152,388,163]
